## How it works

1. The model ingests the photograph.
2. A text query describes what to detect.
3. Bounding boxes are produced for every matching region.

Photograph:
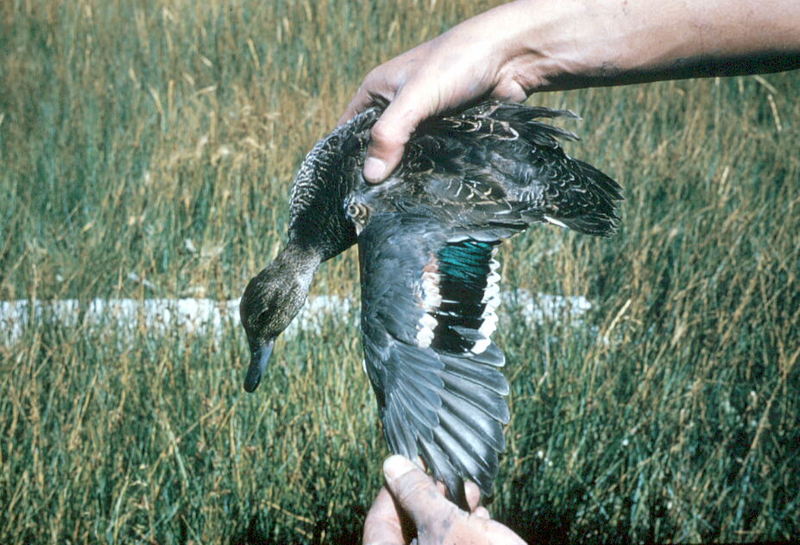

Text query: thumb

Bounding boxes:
[363,90,429,184]
[382,455,456,524]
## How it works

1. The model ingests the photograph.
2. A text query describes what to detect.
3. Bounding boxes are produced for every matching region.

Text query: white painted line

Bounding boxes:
[0,291,590,346]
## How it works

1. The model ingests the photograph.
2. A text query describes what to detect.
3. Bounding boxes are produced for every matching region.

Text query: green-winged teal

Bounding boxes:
[239,101,622,508]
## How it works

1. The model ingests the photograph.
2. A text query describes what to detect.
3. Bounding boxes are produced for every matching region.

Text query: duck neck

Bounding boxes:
[276,243,322,296]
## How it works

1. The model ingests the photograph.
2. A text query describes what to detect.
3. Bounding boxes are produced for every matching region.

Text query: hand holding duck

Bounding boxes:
[341,0,800,184]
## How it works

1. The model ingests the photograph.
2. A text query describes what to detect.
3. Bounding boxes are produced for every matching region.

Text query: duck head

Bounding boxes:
[239,244,320,392]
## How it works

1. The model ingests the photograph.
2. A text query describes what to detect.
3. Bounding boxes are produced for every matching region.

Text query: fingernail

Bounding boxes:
[383,455,415,481]
[363,157,387,183]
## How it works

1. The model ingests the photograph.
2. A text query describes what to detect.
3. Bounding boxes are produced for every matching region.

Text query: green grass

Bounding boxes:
[1,0,799,543]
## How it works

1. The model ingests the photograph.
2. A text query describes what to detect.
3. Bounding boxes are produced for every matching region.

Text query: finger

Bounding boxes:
[464,481,481,512]
[454,517,526,545]
[473,506,491,519]
[383,455,457,524]
[489,77,528,103]
[363,87,431,183]
[363,486,405,545]
[339,84,379,126]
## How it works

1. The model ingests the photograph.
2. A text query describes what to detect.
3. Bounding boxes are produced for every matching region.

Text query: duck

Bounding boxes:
[239,100,622,508]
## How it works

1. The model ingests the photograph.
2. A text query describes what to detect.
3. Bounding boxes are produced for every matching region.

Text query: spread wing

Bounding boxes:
[411,101,623,236]
[358,213,517,507]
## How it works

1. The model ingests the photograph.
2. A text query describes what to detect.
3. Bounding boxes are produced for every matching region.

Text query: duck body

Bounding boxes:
[240,101,622,508]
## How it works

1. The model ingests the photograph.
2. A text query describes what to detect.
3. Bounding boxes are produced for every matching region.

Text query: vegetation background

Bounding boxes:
[1,0,798,543]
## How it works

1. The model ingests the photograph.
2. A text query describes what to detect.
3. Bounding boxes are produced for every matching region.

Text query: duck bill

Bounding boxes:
[244,340,273,393]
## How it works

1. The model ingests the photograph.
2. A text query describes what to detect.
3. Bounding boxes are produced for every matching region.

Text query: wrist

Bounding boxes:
[494,0,800,91]
[477,0,628,93]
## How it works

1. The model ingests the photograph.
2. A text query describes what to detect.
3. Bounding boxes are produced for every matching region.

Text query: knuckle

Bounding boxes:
[370,122,407,149]
[396,474,436,505]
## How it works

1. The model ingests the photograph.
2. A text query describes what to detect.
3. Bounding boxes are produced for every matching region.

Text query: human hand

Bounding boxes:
[338,3,533,184]
[362,455,526,545]
[340,0,800,184]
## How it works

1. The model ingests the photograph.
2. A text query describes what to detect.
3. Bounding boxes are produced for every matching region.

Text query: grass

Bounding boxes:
[1,0,799,543]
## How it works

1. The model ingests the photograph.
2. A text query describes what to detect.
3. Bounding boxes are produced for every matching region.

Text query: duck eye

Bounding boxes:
[346,202,369,223]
